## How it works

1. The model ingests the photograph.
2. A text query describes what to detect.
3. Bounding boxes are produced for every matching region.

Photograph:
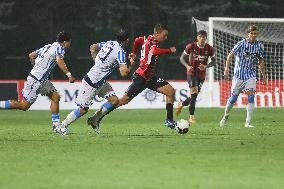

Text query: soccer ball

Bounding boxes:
[176,119,189,134]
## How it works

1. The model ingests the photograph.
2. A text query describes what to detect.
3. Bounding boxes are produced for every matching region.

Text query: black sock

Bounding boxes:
[189,93,198,115]
[166,103,173,120]
[182,97,191,106]
[98,106,116,122]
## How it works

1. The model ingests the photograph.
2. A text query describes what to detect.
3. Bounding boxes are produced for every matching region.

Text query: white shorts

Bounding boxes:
[22,76,57,103]
[75,80,116,108]
[231,77,256,95]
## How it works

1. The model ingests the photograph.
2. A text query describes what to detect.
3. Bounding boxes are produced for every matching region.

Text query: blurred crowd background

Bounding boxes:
[0,0,283,80]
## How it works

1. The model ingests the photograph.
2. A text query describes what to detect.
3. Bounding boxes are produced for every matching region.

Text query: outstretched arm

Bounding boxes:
[152,46,176,55]
[56,56,75,83]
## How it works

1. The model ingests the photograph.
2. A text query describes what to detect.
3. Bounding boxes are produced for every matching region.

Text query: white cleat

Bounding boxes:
[220,115,228,128]
[245,123,254,128]
[55,124,69,136]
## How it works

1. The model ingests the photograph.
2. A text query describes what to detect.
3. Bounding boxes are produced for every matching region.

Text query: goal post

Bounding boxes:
[193,17,284,107]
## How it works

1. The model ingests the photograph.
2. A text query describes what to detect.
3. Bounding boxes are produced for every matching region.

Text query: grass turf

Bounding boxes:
[0,108,283,189]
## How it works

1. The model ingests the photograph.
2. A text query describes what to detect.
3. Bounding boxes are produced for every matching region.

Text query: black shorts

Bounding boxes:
[187,75,204,92]
[126,74,169,99]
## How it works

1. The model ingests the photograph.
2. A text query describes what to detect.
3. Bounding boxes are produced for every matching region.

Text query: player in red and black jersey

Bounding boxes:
[176,30,216,124]
[87,24,177,131]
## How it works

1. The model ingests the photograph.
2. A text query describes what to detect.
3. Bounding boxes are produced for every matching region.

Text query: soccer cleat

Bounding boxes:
[56,125,68,136]
[188,115,196,124]
[52,121,60,133]
[245,123,254,128]
[175,101,183,116]
[220,115,229,128]
[164,119,177,129]
[87,115,101,134]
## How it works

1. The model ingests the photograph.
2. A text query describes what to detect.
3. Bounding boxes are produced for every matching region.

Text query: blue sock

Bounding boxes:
[52,113,60,122]
[73,108,82,118]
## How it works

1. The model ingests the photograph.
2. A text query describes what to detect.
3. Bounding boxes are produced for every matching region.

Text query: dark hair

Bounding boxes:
[56,31,71,43]
[197,30,207,37]
[116,29,129,42]
[154,23,168,34]
[247,25,258,33]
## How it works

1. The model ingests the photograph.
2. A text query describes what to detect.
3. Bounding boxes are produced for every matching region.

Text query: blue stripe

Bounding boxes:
[73,109,81,118]
[103,101,114,110]
[5,100,11,109]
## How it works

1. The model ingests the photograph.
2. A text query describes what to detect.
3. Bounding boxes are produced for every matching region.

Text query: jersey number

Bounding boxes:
[98,47,113,62]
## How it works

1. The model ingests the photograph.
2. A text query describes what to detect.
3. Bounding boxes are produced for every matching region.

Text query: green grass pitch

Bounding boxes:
[0,108,284,189]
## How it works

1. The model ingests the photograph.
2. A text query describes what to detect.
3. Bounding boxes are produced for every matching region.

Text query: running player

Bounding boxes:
[0,31,75,131]
[176,30,216,124]
[87,23,177,132]
[220,25,267,128]
[56,29,133,135]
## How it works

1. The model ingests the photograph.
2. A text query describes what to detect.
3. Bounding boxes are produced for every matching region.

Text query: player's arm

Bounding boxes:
[224,51,234,80]
[180,52,190,68]
[259,58,267,85]
[90,43,100,62]
[152,46,176,55]
[28,51,37,65]
[56,56,76,83]
[132,37,144,55]
[206,47,216,68]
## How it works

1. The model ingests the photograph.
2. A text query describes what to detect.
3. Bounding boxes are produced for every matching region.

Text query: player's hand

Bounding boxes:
[128,53,136,66]
[170,47,176,53]
[68,76,76,83]
[224,69,229,80]
[187,66,193,74]
[198,64,206,71]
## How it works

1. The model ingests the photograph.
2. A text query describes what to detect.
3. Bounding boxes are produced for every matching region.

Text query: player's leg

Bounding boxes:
[0,100,31,111]
[57,80,95,135]
[87,82,119,132]
[220,78,242,127]
[0,76,40,111]
[244,78,257,128]
[153,77,176,129]
[176,75,194,116]
[41,81,61,131]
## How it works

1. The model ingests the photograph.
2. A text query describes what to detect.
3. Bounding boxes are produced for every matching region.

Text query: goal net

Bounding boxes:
[193,17,284,107]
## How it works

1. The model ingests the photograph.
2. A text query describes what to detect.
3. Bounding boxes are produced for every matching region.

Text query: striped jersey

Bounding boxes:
[86,40,126,86]
[184,42,215,80]
[232,38,265,80]
[30,42,65,81]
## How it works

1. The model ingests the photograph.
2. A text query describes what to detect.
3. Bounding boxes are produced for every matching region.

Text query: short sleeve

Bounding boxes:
[258,42,265,59]
[117,50,126,64]
[231,40,243,54]
[56,46,65,57]
[98,42,106,48]
[184,43,193,55]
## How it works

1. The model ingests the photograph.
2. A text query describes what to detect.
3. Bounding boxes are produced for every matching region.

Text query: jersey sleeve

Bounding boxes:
[231,40,243,54]
[184,43,193,55]
[56,46,65,58]
[132,37,144,54]
[209,45,216,57]
[117,50,126,64]
[98,42,106,48]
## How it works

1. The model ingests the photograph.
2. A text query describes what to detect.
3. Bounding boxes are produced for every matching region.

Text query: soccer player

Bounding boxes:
[220,25,267,128]
[87,23,177,132]
[0,31,75,131]
[56,29,133,135]
[176,30,216,124]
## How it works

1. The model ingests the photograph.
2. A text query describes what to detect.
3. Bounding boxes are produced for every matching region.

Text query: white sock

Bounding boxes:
[224,102,233,117]
[246,103,254,125]
[61,111,79,128]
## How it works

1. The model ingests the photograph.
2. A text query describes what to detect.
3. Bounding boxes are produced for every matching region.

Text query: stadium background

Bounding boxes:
[0,0,283,81]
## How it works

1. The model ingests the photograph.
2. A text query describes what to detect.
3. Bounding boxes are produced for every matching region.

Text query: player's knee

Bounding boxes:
[51,92,61,103]
[248,95,255,104]
[190,87,198,94]
[119,95,130,106]
[80,107,89,115]
[19,101,30,111]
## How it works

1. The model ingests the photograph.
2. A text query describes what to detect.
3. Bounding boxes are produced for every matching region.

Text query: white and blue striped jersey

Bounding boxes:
[232,38,265,80]
[30,42,65,81]
[86,40,126,85]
